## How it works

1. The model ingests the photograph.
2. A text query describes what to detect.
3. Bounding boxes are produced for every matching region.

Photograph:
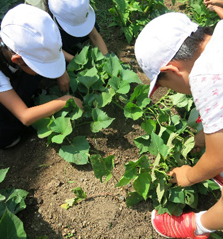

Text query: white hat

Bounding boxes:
[135,12,198,97]
[48,0,96,37]
[1,4,65,79]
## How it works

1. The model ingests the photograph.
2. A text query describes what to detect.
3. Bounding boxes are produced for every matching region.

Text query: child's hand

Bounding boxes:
[207,4,216,11]
[192,130,205,153]
[204,0,223,6]
[57,71,70,93]
[167,165,193,187]
[73,97,83,110]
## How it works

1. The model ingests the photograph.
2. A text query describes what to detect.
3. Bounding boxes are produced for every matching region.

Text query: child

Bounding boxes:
[47,0,108,62]
[204,0,223,19]
[135,12,223,239]
[0,4,82,149]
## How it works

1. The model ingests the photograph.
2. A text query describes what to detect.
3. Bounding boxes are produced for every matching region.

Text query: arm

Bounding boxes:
[57,71,70,92]
[88,27,108,55]
[192,129,205,153]
[0,89,82,126]
[204,0,223,7]
[169,129,223,187]
[208,5,223,19]
[62,49,74,63]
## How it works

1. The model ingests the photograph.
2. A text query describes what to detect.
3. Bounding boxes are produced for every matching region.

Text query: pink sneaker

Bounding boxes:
[151,210,210,239]
[212,173,223,189]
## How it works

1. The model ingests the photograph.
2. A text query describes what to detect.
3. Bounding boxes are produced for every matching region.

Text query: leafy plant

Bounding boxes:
[0,0,23,22]
[88,85,219,215]
[61,187,87,209]
[108,0,170,43]
[181,0,220,26]
[0,168,28,239]
[33,46,142,165]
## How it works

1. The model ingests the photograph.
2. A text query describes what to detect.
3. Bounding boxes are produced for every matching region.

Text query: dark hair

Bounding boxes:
[157,26,213,81]
[0,39,13,78]
[172,26,213,61]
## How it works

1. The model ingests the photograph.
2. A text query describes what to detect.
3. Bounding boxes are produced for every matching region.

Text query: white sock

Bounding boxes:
[195,211,215,235]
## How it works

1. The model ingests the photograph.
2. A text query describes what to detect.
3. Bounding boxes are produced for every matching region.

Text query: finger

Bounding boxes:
[169,178,177,184]
[167,171,172,176]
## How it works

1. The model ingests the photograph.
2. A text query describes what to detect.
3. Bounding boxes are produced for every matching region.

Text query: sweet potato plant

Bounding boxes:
[33,46,220,216]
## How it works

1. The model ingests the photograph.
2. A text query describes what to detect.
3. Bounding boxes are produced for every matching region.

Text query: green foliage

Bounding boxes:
[0,168,27,238]
[61,187,87,209]
[183,0,220,26]
[0,208,27,239]
[108,0,170,43]
[116,88,218,215]
[33,46,142,165]
[90,154,115,183]
[59,136,90,165]
[0,0,22,23]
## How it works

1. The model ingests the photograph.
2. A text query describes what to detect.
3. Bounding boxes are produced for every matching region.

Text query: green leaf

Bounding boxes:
[90,154,115,182]
[72,187,87,200]
[129,85,150,102]
[169,93,192,109]
[50,117,73,144]
[187,107,203,131]
[103,54,122,77]
[126,192,144,207]
[134,135,150,154]
[211,231,223,239]
[120,69,142,84]
[78,68,99,89]
[95,92,113,108]
[74,45,89,65]
[156,179,165,203]
[59,136,90,165]
[156,201,184,216]
[148,132,169,157]
[0,208,27,239]
[181,137,195,159]
[91,47,104,62]
[32,118,52,139]
[123,25,133,44]
[0,168,9,183]
[63,98,83,120]
[133,172,151,200]
[141,119,156,134]
[184,188,198,209]
[0,188,28,217]
[169,186,185,204]
[124,102,143,120]
[136,155,151,169]
[115,161,138,187]
[108,77,130,94]
[90,108,115,133]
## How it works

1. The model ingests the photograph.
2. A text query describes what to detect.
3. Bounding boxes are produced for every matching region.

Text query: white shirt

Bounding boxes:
[190,20,223,134]
[0,70,12,93]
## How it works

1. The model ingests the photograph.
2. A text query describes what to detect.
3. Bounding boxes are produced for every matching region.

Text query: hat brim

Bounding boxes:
[56,5,96,37]
[148,78,157,98]
[22,51,66,79]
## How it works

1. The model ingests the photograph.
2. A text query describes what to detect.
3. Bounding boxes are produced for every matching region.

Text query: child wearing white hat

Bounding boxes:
[47,0,108,62]
[0,4,82,148]
[135,12,223,239]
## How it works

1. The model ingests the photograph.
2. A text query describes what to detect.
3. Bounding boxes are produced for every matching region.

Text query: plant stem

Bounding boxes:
[112,100,124,110]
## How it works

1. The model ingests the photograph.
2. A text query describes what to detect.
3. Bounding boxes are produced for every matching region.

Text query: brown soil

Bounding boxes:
[0,1,220,239]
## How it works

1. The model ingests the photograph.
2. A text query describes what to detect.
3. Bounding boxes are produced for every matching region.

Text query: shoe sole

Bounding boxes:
[151,210,170,238]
